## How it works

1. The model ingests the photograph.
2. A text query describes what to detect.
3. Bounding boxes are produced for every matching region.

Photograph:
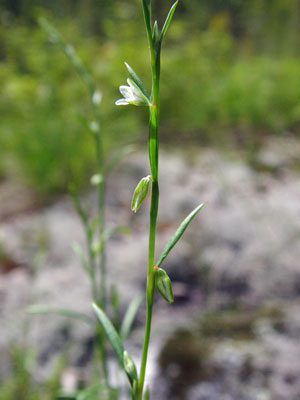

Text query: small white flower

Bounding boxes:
[115,78,150,106]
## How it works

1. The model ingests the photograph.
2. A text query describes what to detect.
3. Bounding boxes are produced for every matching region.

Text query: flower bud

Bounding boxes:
[123,350,138,387]
[155,267,174,303]
[131,175,151,213]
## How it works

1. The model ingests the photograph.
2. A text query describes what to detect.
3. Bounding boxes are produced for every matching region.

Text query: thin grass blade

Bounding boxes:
[92,303,124,368]
[156,202,206,267]
[27,305,93,325]
[120,293,144,340]
[141,0,152,43]
[160,1,179,42]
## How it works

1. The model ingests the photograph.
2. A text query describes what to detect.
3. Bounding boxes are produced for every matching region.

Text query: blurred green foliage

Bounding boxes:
[0,344,64,400]
[1,0,300,195]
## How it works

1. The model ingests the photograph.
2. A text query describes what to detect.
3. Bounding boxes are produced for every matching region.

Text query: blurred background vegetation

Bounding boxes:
[1,0,300,195]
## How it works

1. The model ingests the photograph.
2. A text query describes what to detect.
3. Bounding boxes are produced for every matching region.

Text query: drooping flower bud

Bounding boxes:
[123,350,138,387]
[154,267,174,303]
[131,175,151,213]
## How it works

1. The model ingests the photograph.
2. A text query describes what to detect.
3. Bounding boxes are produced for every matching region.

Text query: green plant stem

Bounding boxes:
[86,228,98,301]
[96,325,109,384]
[137,33,161,400]
[137,179,158,399]
[93,116,109,384]
[94,129,107,311]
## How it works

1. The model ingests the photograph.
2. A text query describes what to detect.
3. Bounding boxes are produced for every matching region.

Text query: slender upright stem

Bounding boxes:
[86,226,98,301]
[94,130,107,311]
[92,106,109,382]
[137,18,161,398]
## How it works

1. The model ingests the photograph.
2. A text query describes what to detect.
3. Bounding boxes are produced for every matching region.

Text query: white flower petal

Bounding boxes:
[127,79,140,97]
[127,78,134,88]
[116,79,150,107]
[115,99,129,106]
[119,85,131,98]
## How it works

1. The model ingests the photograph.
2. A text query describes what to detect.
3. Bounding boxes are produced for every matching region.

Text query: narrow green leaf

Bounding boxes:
[124,62,149,100]
[27,305,93,325]
[156,202,206,267]
[160,1,179,42]
[141,0,152,44]
[155,268,174,303]
[120,293,144,340]
[92,303,124,368]
[72,242,91,276]
[131,176,151,213]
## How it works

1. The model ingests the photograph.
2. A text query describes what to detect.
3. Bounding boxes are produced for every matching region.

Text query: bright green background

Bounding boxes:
[1,0,300,194]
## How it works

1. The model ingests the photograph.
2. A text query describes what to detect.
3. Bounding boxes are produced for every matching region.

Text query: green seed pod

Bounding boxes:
[131,175,151,213]
[123,350,138,387]
[155,267,174,303]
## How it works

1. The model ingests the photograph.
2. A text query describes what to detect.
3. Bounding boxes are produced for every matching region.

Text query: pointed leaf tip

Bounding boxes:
[156,202,206,267]
[160,0,179,42]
